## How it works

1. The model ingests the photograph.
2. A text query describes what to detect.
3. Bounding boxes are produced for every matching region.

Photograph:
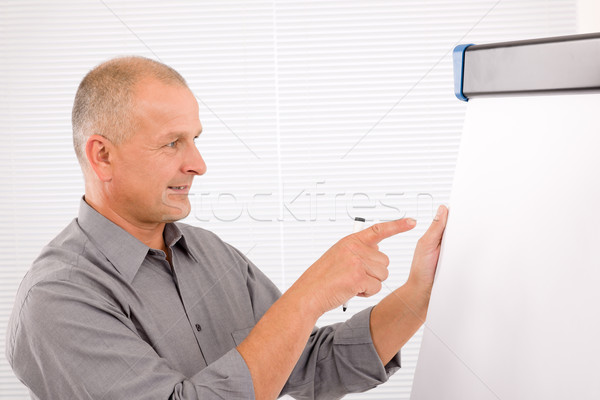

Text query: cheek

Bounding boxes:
[114,152,181,196]
[117,166,151,189]
[122,154,168,181]
[146,164,180,197]
[112,162,159,198]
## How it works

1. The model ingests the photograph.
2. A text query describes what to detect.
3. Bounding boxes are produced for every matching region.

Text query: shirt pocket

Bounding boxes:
[231,327,253,345]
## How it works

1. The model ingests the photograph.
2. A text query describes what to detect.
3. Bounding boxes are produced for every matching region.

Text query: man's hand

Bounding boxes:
[291,218,417,318]
[370,204,449,365]
[407,204,449,300]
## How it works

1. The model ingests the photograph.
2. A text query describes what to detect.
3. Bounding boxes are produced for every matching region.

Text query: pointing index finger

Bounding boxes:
[358,218,417,246]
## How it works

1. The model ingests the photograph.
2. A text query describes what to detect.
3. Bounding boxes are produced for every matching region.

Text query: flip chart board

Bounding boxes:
[411,33,600,400]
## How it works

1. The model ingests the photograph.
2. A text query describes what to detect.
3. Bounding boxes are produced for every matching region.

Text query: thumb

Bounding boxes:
[421,205,448,248]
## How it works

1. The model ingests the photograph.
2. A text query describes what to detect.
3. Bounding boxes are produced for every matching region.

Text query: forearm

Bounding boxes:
[236,285,320,400]
[370,281,429,365]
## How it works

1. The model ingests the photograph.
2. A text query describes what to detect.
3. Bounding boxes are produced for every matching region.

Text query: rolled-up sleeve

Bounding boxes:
[281,307,401,400]
[185,348,255,399]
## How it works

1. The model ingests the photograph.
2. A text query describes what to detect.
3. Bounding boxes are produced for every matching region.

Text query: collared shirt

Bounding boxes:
[6,198,400,399]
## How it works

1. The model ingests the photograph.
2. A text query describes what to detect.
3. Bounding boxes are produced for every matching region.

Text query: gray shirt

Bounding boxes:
[6,198,401,399]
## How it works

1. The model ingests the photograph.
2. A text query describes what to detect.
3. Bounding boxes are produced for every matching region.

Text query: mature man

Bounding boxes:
[6,56,448,399]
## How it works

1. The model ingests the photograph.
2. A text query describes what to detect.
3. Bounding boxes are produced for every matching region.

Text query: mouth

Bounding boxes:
[167,185,190,194]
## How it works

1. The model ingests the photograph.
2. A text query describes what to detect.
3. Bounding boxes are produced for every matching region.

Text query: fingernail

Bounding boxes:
[433,205,443,221]
[407,218,416,227]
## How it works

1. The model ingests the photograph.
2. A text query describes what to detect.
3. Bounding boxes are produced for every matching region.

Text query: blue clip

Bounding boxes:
[453,44,474,101]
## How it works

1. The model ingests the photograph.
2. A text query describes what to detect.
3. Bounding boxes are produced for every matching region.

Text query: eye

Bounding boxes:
[165,140,178,148]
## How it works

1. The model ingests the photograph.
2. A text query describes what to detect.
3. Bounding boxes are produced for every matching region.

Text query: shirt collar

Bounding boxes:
[164,222,198,263]
[77,198,149,283]
[76,197,196,283]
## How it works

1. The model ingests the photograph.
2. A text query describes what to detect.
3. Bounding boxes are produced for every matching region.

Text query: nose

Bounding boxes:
[184,142,207,176]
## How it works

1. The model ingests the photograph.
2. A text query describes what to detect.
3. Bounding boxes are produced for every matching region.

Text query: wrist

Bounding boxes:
[400,279,432,321]
[281,283,324,322]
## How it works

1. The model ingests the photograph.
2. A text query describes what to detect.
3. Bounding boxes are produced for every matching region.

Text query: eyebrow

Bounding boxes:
[159,129,203,141]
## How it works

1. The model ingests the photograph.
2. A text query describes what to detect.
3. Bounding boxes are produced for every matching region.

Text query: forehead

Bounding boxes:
[133,77,196,109]
[132,78,201,138]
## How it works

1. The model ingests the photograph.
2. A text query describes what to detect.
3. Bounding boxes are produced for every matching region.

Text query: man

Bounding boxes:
[6,56,448,399]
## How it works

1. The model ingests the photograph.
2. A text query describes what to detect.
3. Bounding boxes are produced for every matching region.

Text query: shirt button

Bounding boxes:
[195,323,201,332]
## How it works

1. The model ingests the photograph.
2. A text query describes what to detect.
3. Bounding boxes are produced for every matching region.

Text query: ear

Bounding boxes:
[85,134,113,182]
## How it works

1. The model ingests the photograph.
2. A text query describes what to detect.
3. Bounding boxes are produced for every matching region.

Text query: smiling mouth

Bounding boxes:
[167,185,190,194]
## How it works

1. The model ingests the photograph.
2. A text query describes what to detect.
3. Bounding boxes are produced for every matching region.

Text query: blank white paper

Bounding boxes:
[411,94,600,400]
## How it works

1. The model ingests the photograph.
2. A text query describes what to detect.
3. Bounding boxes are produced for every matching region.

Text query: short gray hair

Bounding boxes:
[72,56,188,170]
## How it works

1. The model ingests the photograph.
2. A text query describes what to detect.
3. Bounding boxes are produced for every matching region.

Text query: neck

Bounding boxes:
[84,194,167,252]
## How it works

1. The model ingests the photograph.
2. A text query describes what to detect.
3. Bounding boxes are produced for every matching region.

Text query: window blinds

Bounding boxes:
[0,1,576,398]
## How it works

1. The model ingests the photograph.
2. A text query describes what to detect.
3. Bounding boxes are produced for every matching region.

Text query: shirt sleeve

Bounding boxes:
[236,248,401,400]
[282,307,401,400]
[7,279,256,400]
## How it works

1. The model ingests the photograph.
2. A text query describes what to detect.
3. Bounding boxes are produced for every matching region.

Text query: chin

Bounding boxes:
[161,215,184,223]
[160,204,191,223]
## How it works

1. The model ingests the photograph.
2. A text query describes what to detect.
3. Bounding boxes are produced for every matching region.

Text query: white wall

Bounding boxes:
[577,0,600,33]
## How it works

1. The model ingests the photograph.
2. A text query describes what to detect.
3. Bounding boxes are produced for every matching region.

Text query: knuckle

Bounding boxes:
[381,267,389,281]
[366,281,382,296]
[371,223,383,236]
[382,253,390,267]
